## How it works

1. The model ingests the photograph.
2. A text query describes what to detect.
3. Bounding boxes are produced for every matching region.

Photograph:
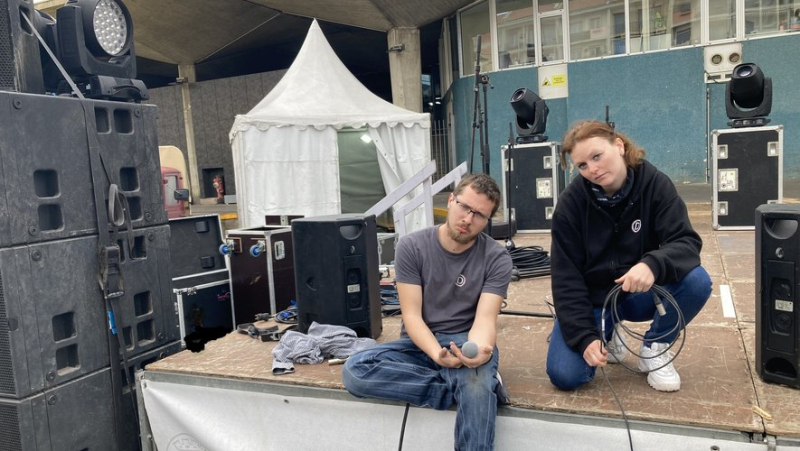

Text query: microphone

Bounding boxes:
[461,341,479,359]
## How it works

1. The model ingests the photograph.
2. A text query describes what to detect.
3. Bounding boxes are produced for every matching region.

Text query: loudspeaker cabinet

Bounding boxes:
[756,204,800,388]
[292,214,381,339]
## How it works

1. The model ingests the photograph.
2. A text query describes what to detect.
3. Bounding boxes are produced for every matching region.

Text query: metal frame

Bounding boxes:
[136,368,795,451]
[366,161,468,237]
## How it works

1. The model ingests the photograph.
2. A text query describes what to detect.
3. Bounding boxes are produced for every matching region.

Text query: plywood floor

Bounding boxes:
[147,204,800,440]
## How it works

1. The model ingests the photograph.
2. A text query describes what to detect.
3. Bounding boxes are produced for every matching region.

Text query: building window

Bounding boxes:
[461,1,493,74]
[569,0,625,60]
[496,0,536,69]
[629,0,699,52]
[672,0,701,47]
[709,0,737,41]
[746,0,798,36]
[540,15,565,62]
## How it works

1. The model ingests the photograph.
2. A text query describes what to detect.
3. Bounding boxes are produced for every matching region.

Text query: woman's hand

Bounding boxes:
[583,339,608,367]
[615,262,655,293]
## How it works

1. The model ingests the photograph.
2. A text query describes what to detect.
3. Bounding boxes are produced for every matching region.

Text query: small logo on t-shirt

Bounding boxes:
[632,219,642,233]
[456,274,466,287]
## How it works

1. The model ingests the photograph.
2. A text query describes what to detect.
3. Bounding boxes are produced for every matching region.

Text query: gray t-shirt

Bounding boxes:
[395,225,513,335]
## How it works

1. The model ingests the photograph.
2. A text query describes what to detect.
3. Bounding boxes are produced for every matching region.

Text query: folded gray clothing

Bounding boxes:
[309,322,377,359]
[271,322,377,374]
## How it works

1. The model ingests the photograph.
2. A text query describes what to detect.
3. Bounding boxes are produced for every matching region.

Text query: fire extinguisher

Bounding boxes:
[213,175,225,204]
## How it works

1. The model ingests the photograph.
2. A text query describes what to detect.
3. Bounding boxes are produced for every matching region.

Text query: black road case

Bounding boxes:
[168,214,233,344]
[712,125,783,230]
[502,141,565,233]
[173,279,234,344]
[226,226,296,325]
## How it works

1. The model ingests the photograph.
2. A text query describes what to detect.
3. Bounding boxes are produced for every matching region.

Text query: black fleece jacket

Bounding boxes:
[550,160,702,355]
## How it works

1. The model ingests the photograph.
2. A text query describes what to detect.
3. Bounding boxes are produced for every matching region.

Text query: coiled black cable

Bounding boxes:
[508,245,551,280]
[601,284,686,374]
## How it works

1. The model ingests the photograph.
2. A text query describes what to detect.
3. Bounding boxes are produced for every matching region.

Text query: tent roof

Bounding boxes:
[232,20,429,131]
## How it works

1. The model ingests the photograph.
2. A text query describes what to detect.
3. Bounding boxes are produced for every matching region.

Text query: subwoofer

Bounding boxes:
[756,204,800,388]
[292,214,381,339]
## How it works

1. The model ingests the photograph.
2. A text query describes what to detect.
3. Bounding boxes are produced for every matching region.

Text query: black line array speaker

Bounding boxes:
[756,204,800,388]
[0,225,178,400]
[0,341,182,451]
[0,0,43,94]
[0,86,176,450]
[0,92,166,248]
[0,369,118,451]
[292,214,381,339]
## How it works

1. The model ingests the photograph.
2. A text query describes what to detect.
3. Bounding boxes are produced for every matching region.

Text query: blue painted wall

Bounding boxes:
[450,33,800,184]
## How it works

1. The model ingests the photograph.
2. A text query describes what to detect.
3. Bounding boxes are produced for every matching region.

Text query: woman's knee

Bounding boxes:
[546,363,588,391]
[684,266,712,298]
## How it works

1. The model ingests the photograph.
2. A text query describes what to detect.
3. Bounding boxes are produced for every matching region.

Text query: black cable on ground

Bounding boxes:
[499,309,553,318]
[507,245,551,280]
[398,403,410,451]
[601,366,634,451]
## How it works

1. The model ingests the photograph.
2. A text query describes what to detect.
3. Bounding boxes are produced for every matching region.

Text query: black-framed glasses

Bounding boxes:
[454,196,489,223]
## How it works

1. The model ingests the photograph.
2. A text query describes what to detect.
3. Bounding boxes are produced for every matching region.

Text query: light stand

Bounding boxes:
[467,35,499,236]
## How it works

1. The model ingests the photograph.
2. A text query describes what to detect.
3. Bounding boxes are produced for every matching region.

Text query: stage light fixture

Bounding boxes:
[44,0,147,101]
[510,87,549,143]
[725,63,772,128]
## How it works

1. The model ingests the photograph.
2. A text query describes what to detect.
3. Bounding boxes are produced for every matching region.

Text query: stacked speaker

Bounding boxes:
[0,90,180,450]
[756,204,800,388]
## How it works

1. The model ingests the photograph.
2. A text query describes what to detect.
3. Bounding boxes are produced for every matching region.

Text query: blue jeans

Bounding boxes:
[342,332,501,451]
[546,266,712,391]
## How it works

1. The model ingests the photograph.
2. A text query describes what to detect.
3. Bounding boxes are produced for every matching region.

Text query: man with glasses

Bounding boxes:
[342,173,512,451]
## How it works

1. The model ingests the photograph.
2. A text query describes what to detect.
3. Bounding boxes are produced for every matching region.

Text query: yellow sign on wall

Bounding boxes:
[538,64,568,99]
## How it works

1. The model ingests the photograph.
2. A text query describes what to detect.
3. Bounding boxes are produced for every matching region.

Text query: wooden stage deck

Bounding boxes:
[145,204,800,446]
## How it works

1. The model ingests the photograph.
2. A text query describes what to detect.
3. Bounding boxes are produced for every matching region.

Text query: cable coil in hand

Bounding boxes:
[601,283,686,373]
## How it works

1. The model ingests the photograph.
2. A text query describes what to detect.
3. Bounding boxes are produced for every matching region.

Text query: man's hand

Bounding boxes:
[436,347,464,368]
[583,339,607,367]
[614,262,655,293]
[448,342,493,369]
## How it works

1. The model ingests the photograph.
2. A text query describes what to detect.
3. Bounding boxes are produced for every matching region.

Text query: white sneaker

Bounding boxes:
[638,342,681,392]
[605,327,629,364]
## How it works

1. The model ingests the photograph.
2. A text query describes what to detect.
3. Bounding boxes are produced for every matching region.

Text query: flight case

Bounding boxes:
[712,125,783,230]
[502,141,565,232]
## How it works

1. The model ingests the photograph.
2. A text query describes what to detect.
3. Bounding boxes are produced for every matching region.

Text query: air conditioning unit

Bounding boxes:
[704,43,743,83]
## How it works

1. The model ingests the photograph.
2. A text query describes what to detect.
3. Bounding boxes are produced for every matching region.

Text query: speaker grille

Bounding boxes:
[0,269,16,395]
[0,403,22,451]
[0,0,15,90]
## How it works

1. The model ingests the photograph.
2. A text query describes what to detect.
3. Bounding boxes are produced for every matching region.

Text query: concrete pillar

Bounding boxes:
[387,27,422,113]
[178,64,201,203]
